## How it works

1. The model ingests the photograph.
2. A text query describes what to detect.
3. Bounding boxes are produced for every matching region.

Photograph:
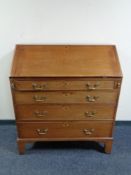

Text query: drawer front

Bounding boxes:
[14,91,118,104]
[12,80,116,91]
[16,104,115,120]
[18,121,113,138]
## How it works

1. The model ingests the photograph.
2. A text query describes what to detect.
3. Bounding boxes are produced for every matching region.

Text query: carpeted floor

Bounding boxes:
[0,125,131,175]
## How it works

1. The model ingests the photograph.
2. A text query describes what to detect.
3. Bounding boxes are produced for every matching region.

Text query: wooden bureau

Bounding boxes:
[10,45,122,154]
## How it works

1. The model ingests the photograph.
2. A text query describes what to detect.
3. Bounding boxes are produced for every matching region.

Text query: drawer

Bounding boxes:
[18,121,113,138]
[16,104,115,121]
[12,79,117,91]
[14,91,118,104]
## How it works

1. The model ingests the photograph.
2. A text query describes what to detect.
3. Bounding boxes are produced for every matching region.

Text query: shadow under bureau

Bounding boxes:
[10,45,122,154]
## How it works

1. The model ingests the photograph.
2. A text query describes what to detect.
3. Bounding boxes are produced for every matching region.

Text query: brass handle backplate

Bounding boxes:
[36,128,48,135]
[86,95,99,102]
[34,111,48,117]
[83,128,94,135]
[84,111,96,118]
[32,83,47,90]
[33,95,47,102]
[86,82,99,90]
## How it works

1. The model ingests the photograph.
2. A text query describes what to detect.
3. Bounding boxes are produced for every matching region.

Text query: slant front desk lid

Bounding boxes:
[11,45,122,78]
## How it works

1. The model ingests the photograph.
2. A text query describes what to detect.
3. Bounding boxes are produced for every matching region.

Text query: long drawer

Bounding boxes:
[15,104,115,121]
[17,121,113,138]
[12,79,116,91]
[14,91,118,104]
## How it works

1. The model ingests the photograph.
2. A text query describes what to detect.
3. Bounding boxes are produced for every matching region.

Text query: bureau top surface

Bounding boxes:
[11,45,122,78]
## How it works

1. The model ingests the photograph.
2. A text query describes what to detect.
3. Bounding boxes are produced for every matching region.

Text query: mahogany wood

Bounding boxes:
[10,45,122,154]
[13,79,116,91]
[17,121,113,138]
[15,104,115,121]
[14,91,118,104]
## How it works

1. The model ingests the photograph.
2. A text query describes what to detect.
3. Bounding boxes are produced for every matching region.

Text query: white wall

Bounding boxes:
[0,0,131,120]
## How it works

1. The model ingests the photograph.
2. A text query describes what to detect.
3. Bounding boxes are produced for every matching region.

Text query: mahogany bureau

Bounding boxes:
[10,45,122,154]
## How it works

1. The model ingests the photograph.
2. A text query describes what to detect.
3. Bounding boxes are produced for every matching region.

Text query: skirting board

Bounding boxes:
[0,120,131,126]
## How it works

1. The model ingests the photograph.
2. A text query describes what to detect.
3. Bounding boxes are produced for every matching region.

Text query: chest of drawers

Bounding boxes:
[10,45,122,154]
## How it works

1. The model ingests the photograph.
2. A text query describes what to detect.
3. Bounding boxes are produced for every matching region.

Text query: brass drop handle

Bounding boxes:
[86,82,99,90]
[36,128,48,135]
[32,83,47,90]
[84,111,96,118]
[86,95,99,102]
[83,128,94,135]
[34,111,48,117]
[33,95,47,102]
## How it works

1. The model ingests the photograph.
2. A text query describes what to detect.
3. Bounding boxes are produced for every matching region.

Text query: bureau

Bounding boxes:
[10,45,122,154]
